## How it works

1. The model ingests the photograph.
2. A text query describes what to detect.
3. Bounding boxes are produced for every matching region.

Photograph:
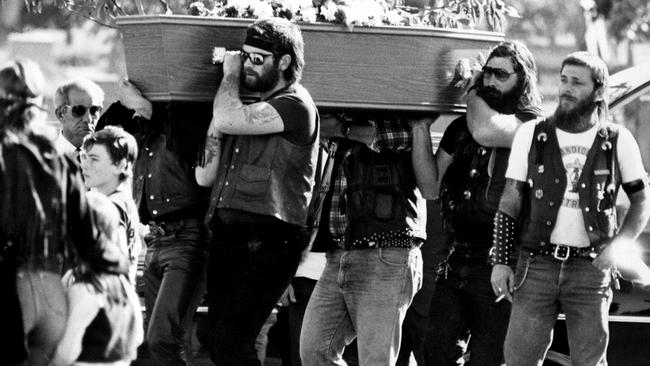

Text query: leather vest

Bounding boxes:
[343,143,427,242]
[440,116,510,244]
[519,119,619,249]
[207,131,319,227]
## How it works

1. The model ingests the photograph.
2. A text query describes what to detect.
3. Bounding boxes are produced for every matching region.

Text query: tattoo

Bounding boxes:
[243,103,280,126]
[218,74,240,100]
[203,133,222,166]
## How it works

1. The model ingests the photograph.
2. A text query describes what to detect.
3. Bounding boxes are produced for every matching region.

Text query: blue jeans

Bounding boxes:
[505,250,612,366]
[424,247,510,366]
[300,247,422,366]
[143,225,209,366]
[206,222,305,366]
[16,269,67,366]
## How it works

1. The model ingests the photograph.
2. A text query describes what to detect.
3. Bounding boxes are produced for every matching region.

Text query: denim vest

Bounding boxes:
[520,119,619,249]
[343,144,427,242]
[207,131,319,227]
[439,116,510,244]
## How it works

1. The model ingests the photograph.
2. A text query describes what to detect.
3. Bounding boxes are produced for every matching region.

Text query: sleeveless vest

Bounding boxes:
[439,116,510,245]
[344,143,427,242]
[519,119,619,249]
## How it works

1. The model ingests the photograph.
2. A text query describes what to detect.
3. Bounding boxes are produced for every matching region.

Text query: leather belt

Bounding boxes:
[149,217,202,237]
[535,243,599,261]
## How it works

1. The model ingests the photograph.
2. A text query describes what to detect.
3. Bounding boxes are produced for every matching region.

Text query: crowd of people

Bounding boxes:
[1,15,650,366]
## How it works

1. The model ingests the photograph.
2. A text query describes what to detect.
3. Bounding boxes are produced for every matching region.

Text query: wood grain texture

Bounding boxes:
[117,15,504,112]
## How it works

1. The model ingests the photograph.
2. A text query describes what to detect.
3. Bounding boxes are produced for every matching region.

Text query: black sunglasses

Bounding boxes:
[66,104,103,118]
[240,50,274,66]
[482,66,517,81]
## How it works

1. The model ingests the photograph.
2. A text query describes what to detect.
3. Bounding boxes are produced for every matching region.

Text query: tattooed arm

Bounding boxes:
[210,52,285,135]
[195,130,222,187]
[196,51,285,186]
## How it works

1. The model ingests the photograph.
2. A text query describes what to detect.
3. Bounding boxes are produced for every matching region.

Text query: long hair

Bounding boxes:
[478,41,543,112]
[0,59,44,132]
[561,51,609,122]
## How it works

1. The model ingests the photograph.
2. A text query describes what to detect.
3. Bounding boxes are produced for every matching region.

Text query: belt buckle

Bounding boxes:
[553,245,570,261]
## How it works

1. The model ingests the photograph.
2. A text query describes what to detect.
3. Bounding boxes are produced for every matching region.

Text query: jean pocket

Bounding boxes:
[513,253,536,291]
[378,247,410,266]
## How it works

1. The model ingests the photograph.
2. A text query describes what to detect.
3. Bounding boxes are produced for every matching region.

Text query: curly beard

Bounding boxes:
[476,84,518,113]
[242,66,281,93]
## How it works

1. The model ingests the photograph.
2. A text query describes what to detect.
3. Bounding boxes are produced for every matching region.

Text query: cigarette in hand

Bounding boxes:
[495,294,506,303]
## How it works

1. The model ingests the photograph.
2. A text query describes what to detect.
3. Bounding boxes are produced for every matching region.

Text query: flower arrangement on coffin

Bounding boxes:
[188,0,519,31]
[25,0,520,31]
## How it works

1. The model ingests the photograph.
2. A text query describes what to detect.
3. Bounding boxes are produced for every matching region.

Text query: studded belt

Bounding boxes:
[534,243,599,261]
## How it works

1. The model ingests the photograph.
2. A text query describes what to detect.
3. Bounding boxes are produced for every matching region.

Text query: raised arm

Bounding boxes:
[466,90,523,148]
[210,52,285,136]
[409,117,454,199]
[196,52,286,186]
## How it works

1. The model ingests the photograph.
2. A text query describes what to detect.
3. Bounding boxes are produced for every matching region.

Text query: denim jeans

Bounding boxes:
[16,269,68,366]
[424,262,510,366]
[206,222,305,366]
[505,250,612,366]
[300,247,422,366]
[143,225,209,366]
[287,277,318,366]
[424,245,511,366]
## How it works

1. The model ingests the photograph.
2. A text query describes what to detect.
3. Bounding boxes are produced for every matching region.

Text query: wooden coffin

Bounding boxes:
[116,15,504,113]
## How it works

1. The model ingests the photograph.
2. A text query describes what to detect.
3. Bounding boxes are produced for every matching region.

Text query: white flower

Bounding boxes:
[299,6,318,22]
[320,0,338,21]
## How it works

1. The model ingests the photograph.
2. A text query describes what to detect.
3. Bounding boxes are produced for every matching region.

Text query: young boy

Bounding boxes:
[80,125,141,284]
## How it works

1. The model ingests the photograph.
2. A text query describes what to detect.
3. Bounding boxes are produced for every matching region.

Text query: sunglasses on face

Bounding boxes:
[66,105,103,118]
[482,66,516,82]
[240,50,274,66]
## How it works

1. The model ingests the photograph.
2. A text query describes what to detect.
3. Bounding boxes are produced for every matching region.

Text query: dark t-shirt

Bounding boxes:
[266,84,318,146]
[438,108,540,243]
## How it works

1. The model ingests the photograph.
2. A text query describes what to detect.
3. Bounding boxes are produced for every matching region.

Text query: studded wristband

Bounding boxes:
[491,210,517,266]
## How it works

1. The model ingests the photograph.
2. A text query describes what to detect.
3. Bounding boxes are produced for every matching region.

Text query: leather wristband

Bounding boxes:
[490,210,517,266]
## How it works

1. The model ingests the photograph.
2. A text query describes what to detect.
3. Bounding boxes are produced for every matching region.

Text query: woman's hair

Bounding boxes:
[0,59,44,131]
[73,191,131,305]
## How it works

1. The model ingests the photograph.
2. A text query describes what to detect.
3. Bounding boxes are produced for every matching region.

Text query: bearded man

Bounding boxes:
[490,52,650,364]
[412,41,542,365]
[195,17,319,366]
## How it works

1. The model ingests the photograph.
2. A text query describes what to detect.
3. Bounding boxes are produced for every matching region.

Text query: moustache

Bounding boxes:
[560,94,576,102]
[243,68,258,78]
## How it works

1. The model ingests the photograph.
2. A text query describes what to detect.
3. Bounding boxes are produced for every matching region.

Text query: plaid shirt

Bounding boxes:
[328,118,412,241]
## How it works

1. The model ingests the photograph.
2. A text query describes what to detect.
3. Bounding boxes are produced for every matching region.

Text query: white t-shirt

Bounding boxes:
[295,252,326,280]
[507,120,647,247]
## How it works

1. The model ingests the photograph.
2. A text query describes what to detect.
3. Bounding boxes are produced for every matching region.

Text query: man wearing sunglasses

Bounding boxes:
[54,78,104,161]
[195,17,319,366]
[412,41,542,366]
